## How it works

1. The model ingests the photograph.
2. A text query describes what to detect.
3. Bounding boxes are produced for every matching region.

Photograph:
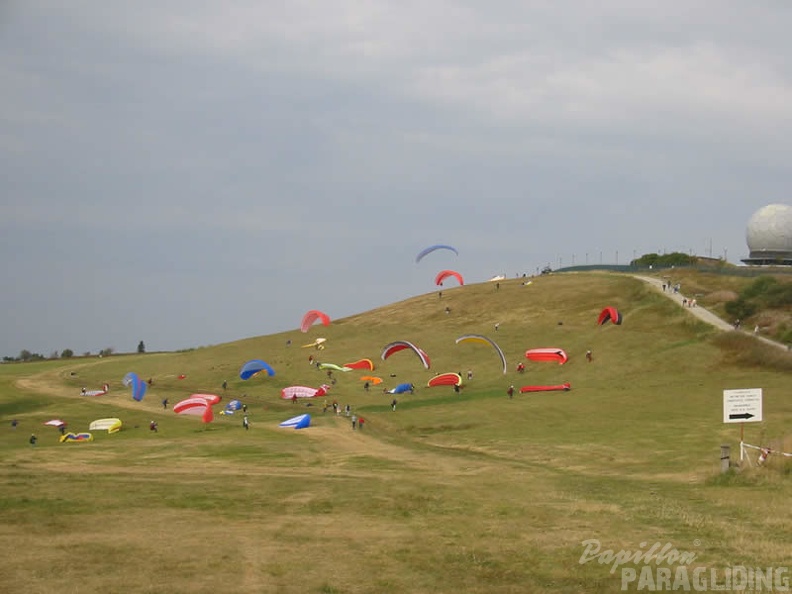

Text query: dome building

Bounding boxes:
[742,204,792,266]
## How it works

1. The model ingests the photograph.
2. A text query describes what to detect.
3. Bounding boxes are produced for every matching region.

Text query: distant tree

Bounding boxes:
[61,349,74,358]
[83,351,91,357]
[19,349,32,362]
[49,351,59,360]
[99,347,115,357]
[137,340,146,354]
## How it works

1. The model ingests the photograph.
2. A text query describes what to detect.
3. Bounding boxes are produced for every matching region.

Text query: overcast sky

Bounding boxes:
[2,1,790,357]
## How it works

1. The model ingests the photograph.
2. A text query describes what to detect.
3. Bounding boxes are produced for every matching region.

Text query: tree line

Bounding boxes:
[2,341,146,363]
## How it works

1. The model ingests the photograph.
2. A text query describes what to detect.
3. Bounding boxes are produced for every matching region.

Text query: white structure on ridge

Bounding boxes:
[742,204,792,266]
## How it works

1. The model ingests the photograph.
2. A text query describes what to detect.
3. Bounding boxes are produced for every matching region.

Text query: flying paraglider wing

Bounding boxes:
[381,341,431,369]
[597,306,622,325]
[300,310,331,333]
[415,244,459,263]
[239,359,276,380]
[434,270,464,286]
[455,334,507,374]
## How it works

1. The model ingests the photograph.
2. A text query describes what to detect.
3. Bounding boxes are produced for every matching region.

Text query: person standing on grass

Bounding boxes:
[29,434,37,446]
[243,415,250,430]
[391,399,398,411]
[507,385,514,399]
[351,415,357,430]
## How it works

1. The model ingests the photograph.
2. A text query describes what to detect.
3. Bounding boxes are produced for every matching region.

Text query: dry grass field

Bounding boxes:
[1,271,790,593]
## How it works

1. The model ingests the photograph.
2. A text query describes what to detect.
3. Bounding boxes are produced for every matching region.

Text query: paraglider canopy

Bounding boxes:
[415,244,458,263]
[525,348,568,365]
[279,414,311,429]
[434,270,464,286]
[300,310,331,333]
[239,359,275,380]
[381,340,431,369]
[427,373,462,387]
[455,334,507,374]
[597,306,622,325]
[123,372,147,401]
[388,383,414,394]
[343,358,375,371]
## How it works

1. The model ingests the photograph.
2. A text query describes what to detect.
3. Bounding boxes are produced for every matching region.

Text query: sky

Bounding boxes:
[2,1,791,358]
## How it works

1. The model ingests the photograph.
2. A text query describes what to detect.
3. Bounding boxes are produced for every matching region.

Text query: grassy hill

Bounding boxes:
[1,271,790,594]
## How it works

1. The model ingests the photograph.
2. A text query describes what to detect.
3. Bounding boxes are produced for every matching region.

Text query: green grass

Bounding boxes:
[1,271,790,594]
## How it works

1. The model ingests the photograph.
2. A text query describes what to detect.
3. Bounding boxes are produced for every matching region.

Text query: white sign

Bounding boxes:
[723,388,763,423]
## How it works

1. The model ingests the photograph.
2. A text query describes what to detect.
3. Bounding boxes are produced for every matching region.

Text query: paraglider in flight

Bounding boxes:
[239,359,275,380]
[381,340,431,369]
[300,310,331,333]
[123,372,147,401]
[427,373,462,387]
[525,348,568,365]
[434,270,464,286]
[597,306,622,325]
[455,334,507,374]
[415,244,458,263]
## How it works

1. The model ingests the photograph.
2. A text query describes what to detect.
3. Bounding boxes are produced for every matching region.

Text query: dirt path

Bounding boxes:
[633,274,790,350]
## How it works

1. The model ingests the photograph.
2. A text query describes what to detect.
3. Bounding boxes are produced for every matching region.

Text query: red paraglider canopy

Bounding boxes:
[300,310,331,333]
[597,306,622,325]
[434,270,464,286]
[381,341,431,369]
[525,348,568,365]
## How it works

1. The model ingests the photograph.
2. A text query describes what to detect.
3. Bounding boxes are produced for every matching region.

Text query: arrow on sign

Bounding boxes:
[729,413,755,420]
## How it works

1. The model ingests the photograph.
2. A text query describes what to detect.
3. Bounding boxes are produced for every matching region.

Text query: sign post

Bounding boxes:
[723,388,763,461]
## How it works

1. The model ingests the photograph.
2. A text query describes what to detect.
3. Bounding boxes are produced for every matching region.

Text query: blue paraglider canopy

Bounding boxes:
[239,359,275,380]
[123,372,147,401]
[224,399,242,414]
[388,382,413,394]
[415,244,458,263]
[279,414,311,429]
